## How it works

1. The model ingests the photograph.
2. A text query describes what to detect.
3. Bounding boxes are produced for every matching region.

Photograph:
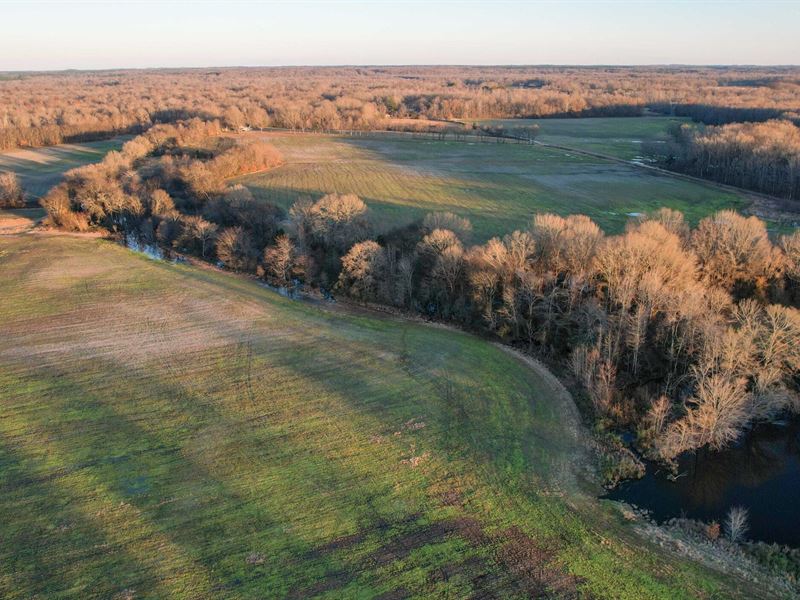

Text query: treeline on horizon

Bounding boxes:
[2,65,800,151]
[40,121,800,469]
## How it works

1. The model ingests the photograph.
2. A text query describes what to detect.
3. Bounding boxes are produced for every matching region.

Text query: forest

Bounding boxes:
[657,119,800,200]
[39,120,800,471]
[2,66,800,151]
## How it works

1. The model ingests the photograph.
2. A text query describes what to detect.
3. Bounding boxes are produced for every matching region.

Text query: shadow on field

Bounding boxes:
[13,360,373,597]
[0,437,151,597]
[4,306,585,598]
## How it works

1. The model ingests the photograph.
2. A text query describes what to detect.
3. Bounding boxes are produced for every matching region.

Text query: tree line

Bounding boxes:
[41,120,800,467]
[655,119,800,200]
[3,65,799,150]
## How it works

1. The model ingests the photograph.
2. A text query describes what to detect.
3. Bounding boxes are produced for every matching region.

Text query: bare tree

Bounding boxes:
[148,189,175,216]
[691,210,773,294]
[418,228,463,257]
[684,373,751,452]
[263,234,296,282]
[422,212,473,242]
[307,193,370,251]
[216,226,255,272]
[725,506,749,543]
[181,215,218,258]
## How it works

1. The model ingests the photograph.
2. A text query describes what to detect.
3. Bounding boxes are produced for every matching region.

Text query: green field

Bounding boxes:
[0,235,761,599]
[236,130,745,240]
[479,116,690,161]
[0,137,127,198]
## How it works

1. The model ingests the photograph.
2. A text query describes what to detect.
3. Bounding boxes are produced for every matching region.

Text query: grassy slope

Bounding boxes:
[479,116,690,161]
[0,138,127,198]
[0,235,754,599]
[236,129,745,240]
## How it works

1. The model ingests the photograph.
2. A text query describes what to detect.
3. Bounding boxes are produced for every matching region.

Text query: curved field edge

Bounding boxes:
[0,235,758,598]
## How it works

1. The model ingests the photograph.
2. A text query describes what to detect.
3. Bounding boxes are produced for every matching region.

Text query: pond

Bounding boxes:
[607,421,800,546]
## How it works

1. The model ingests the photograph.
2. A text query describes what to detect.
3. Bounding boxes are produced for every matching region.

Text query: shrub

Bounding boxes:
[0,171,24,208]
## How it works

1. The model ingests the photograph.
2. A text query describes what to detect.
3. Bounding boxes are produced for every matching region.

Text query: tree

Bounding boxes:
[263,234,297,282]
[467,238,508,328]
[0,171,24,208]
[181,161,223,201]
[636,207,689,241]
[216,226,255,272]
[530,213,602,276]
[338,240,387,301]
[222,106,246,130]
[181,215,218,258]
[422,212,473,242]
[725,506,749,543]
[40,183,88,231]
[780,231,800,300]
[571,344,616,417]
[691,210,773,295]
[418,228,462,257]
[433,245,465,301]
[681,373,751,453]
[148,189,175,216]
[307,193,370,251]
[667,120,800,200]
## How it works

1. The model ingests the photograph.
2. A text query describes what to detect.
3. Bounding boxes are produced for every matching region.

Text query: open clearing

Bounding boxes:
[236,129,746,240]
[479,116,689,161]
[0,137,127,198]
[0,207,45,234]
[0,235,759,599]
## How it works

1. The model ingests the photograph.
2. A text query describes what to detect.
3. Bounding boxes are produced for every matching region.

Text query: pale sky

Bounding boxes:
[0,0,798,71]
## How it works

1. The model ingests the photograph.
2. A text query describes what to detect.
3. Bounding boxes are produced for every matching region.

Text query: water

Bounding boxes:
[607,421,800,546]
[123,235,330,304]
[259,280,302,300]
[125,235,165,261]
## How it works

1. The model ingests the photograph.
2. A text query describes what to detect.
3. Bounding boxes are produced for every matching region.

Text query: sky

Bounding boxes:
[0,1,798,71]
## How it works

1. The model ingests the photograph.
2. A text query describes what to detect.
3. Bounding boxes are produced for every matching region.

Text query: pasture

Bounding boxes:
[480,116,689,161]
[0,235,754,599]
[236,130,746,240]
[0,137,127,198]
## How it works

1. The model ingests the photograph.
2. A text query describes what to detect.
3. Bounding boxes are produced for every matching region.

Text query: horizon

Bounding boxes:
[4,62,800,75]
[2,0,799,71]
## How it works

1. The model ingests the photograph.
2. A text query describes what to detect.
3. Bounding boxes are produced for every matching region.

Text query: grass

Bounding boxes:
[235,130,746,240]
[479,116,690,161]
[0,234,760,599]
[0,207,45,233]
[0,137,128,198]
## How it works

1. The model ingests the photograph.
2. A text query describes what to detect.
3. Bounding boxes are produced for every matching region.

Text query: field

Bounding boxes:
[0,207,45,234]
[236,129,746,240]
[0,234,761,599]
[0,137,127,198]
[479,116,690,161]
